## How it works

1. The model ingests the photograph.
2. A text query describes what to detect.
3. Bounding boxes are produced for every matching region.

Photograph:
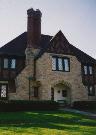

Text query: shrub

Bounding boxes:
[72,101,96,110]
[0,100,59,112]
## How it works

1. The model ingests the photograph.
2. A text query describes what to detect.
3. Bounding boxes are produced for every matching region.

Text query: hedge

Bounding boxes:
[0,100,59,112]
[72,101,96,110]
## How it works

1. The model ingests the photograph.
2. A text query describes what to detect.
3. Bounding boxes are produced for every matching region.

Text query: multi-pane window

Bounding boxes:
[52,56,70,72]
[11,59,16,69]
[52,57,56,70]
[58,58,63,70]
[3,58,16,69]
[88,86,95,96]
[83,65,93,75]
[64,59,69,71]
[4,59,8,69]
[1,85,7,98]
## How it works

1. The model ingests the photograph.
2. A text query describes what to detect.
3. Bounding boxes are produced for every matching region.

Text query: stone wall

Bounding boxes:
[8,51,96,102]
[9,48,35,100]
[36,53,96,103]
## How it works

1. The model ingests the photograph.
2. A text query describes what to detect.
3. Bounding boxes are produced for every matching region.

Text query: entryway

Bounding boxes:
[51,80,71,105]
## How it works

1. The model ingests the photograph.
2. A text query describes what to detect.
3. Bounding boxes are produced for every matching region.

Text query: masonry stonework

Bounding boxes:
[36,53,90,103]
[6,8,96,103]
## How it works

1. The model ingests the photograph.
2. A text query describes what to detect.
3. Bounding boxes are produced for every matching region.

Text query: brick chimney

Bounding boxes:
[27,8,42,48]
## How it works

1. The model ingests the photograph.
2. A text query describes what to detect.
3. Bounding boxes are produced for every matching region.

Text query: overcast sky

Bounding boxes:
[0,0,96,58]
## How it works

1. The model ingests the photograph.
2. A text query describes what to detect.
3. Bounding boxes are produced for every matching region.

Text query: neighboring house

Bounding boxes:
[0,8,96,104]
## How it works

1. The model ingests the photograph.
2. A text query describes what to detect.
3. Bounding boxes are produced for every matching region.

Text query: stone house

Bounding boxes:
[0,8,96,104]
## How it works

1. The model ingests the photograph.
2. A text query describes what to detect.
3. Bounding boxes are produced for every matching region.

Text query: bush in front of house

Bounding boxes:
[0,100,59,112]
[72,101,96,110]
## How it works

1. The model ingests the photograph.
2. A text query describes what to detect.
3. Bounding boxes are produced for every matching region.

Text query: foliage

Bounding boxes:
[0,100,59,112]
[73,101,96,111]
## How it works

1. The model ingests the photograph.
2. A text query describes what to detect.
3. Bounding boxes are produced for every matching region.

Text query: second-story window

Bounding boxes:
[83,65,93,75]
[64,59,69,71]
[89,66,93,75]
[11,59,16,69]
[4,58,8,69]
[52,57,56,70]
[58,58,63,70]
[84,66,87,75]
[3,58,16,69]
[52,56,70,72]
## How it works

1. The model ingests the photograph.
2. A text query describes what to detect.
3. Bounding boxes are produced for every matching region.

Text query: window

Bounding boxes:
[89,66,93,75]
[4,59,8,69]
[52,57,56,70]
[3,58,16,69]
[83,65,93,75]
[84,66,87,75]
[88,86,95,96]
[34,87,38,97]
[62,90,67,97]
[51,87,54,101]
[1,85,7,98]
[11,59,16,69]
[58,58,63,70]
[52,56,70,72]
[64,59,69,71]
[0,84,7,99]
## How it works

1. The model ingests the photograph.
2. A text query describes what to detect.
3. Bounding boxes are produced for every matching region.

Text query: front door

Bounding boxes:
[0,84,8,100]
[54,89,67,102]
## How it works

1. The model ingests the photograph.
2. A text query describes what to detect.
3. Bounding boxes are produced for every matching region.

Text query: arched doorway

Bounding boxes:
[51,80,71,104]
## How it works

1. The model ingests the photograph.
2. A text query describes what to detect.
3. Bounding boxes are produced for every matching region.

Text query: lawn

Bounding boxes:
[0,111,96,135]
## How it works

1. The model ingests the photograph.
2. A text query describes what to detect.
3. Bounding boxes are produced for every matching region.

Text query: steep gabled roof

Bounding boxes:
[36,30,96,64]
[0,31,96,64]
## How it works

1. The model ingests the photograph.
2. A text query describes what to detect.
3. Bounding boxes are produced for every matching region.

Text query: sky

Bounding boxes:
[0,0,96,58]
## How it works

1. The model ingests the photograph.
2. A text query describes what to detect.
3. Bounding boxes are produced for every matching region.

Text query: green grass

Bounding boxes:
[0,111,96,135]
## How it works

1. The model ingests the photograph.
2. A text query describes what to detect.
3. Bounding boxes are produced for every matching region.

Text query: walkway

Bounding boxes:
[60,108,96,119]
